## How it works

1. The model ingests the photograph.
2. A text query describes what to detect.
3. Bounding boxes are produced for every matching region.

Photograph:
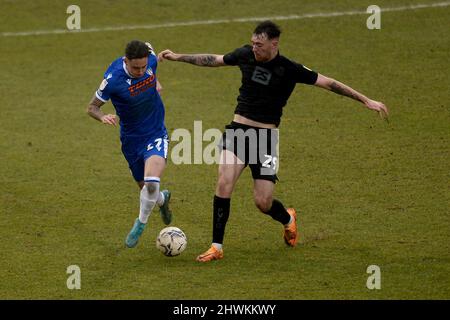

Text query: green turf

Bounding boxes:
[0,0,449,299]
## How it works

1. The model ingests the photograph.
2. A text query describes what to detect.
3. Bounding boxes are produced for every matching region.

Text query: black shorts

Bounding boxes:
[219,121,279,183]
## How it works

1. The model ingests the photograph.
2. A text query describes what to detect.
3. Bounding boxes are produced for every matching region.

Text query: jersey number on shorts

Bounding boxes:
[147,138,163,151]
[262,154,278,171]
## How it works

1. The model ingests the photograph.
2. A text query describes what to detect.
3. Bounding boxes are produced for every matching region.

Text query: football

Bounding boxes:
[156,227,187,257]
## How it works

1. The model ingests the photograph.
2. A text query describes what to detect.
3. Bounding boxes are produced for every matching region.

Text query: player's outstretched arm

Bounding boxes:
[314,73,389,120]
[158,49,226,67]
[86,94,117,126]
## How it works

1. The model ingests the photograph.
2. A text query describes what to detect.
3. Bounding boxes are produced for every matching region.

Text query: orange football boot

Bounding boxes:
[196,245,224,262]
[284,208,298,247]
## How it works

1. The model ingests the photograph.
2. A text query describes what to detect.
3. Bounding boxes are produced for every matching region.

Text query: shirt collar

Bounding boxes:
[122,58,134,78]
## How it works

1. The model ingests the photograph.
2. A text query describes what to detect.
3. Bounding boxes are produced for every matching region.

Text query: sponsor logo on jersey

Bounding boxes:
[251,66,272,85]
[128,74,156,96]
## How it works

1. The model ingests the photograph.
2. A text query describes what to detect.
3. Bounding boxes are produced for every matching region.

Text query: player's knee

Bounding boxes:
[216,183,232,198]
[254,195,272,213]
[216,176,234,197]
[144,181,159,195]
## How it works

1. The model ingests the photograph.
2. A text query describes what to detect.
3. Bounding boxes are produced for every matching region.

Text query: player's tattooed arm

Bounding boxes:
[87,95,105,120]
[158,50,226,67]
[314,74,368,103]
[87,94,117,126]
[329,81,366,103]
[178,54,223,67]
[314,73,389,119]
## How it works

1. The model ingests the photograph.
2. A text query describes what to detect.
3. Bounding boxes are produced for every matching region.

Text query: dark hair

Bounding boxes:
[253,20,281,39]
[125,40,149,60]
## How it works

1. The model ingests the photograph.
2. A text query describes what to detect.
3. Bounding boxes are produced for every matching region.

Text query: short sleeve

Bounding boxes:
[148,53,158,74]
[223,45,252,66]
[95,73,113,102]
[294,63,318,85]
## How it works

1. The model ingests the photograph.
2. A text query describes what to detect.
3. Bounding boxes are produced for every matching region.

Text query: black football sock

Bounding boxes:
[264,199,291,225]
[212,195,231,245]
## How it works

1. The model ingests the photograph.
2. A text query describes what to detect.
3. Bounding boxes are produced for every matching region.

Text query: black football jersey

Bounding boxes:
[223,45,318,126]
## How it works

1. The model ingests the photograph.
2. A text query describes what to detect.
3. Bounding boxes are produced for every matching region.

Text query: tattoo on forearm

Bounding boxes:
[90,97,104,108]
[87,96,105,121]
[179,55,218,66]
[330,81,363,102]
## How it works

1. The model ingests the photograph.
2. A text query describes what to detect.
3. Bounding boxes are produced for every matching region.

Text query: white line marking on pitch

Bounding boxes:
[2,1,449,37]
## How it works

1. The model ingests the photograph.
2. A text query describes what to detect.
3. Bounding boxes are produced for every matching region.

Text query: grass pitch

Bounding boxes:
[0,0,449,299]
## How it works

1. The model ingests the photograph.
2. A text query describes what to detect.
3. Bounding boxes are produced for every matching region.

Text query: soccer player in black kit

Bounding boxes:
[158,21,389,262]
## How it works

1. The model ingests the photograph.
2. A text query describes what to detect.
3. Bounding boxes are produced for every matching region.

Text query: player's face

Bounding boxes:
[251,33,278,62]
[125,57,148,78]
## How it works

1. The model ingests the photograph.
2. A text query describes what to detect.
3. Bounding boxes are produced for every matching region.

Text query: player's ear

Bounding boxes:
[271,38,279,49]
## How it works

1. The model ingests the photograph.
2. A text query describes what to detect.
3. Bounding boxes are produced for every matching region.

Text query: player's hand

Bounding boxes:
[365,99,389,121]
[158,49,178,62]
[100,114,117,126]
